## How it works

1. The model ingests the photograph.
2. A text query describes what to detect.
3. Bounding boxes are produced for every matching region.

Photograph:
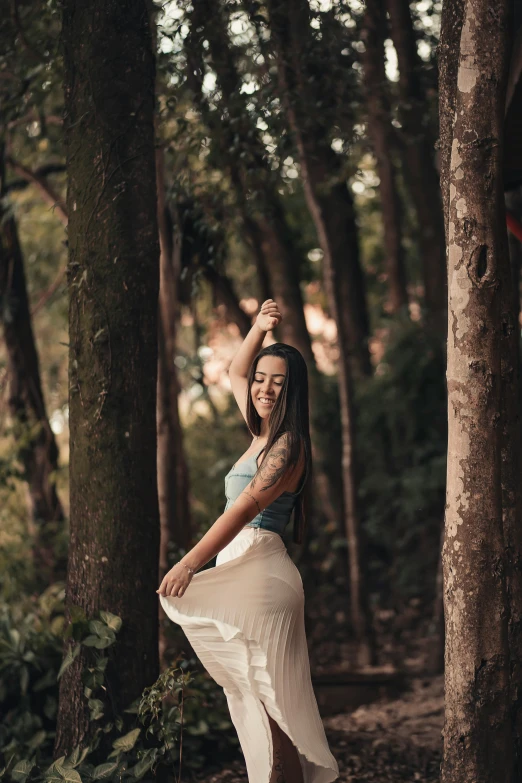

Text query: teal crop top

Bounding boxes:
[224,443,304,537]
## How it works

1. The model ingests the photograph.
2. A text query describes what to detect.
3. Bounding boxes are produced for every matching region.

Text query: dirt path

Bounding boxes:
[197,676,443,783]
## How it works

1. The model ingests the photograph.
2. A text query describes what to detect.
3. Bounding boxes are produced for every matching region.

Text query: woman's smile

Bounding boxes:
[258,396,275,406]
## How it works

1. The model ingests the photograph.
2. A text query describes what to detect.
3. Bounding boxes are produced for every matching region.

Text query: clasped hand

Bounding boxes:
[156,562,193,598]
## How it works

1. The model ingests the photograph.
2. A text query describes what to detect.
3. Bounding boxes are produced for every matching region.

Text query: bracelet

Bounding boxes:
[181,563,195,575]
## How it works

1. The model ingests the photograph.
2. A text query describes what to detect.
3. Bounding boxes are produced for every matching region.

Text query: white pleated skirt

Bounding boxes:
[160,527,339,783]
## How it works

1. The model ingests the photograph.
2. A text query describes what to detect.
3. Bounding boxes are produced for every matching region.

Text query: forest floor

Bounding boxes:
[197,675,443,783]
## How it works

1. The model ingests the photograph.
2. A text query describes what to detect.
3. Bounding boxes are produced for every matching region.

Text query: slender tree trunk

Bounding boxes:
[55,0,160,755]
[185,2,344,535]
[386,0,446,327]
[319,212,376,666]
[265,0,375,663]
[0,153,65,582]
[361,0,409,314]
[440,1,513,779]
[156,147,192,565]
[266,0,372,377]
[203,264,252,337]
[185,1,314,367]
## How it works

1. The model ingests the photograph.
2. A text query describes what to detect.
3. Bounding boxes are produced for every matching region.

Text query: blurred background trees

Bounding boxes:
[1,0,521,779]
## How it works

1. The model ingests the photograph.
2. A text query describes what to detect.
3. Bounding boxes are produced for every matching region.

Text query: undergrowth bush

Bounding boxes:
[356,323,447,603]
[0,586,238,782]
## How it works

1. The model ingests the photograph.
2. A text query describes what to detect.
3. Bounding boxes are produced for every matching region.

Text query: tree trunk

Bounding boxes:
[503,188,522,778]
[185,1,315,367]
[266,0,372,378]
[506,188,522,327]
[0,154,65,583]
[386,0,446,327]
[427,524,445,676]
[185,1,344,536]
[203,263,252,338]
[266,0,375,663]
[55,0,160,755]
[361,0,409,314]
[440,1,514,779]
[438,0,465,245]
[156,147,192,567]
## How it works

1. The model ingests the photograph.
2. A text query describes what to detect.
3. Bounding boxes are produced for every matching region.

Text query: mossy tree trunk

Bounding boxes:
[55,0,160,756]
[440,0,515,779]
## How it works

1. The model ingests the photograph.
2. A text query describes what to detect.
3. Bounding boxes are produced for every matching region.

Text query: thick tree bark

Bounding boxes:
[440,1,514,779]
[386,0,446,327]
[361,0,409,314]
[55,0,160,755]
[438,0,465,244]
[0,158,65,581]
[265,0,372,379]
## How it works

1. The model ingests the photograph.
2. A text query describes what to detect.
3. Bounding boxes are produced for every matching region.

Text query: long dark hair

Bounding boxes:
[245,343,312,545]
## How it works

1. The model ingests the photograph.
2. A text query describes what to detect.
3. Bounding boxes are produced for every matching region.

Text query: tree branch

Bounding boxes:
[6,156,68,225]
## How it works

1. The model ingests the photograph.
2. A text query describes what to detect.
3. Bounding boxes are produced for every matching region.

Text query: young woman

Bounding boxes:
[157,299,339,783]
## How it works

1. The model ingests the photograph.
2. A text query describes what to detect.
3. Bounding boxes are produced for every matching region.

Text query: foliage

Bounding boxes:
[356,323,447,602]
[0,589,238,782]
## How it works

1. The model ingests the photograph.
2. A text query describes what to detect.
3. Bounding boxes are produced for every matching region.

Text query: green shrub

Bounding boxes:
[356,323,447,602]
[0,588,238,782]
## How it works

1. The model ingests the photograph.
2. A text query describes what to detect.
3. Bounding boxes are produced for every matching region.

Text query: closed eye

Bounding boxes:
[254,377,283,386]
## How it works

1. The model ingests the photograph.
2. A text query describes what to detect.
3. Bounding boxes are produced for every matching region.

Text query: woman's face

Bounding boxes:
[251,355,287,420]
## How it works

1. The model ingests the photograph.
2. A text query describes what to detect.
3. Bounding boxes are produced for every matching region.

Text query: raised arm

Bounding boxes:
[228,299,282,424]
[157,433,304,598]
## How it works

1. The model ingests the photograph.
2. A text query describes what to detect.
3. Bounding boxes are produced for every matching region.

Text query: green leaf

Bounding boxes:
[56,767,82,783]
[82,636,113,649]
[58,644,81,680]
[88,699,104,721]
[130,750,155,780]
[99,611,122,632]
[69,605,87,624]
[84,670,104,691]
[44,756,67,780]
[26,730,47,750]
[112,728,140,753]
[88,621,115,640]
[12,760,34,782]
[91,762,119,780]
[81,635,100,647]
[65,745,83,769]
[95,657,109,672]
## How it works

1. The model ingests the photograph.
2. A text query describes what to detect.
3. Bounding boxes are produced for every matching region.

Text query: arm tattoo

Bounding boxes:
[240,490,262,515]
[253,434,291,493]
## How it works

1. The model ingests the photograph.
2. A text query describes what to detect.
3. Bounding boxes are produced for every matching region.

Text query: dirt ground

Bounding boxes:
[198,676,443,783]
